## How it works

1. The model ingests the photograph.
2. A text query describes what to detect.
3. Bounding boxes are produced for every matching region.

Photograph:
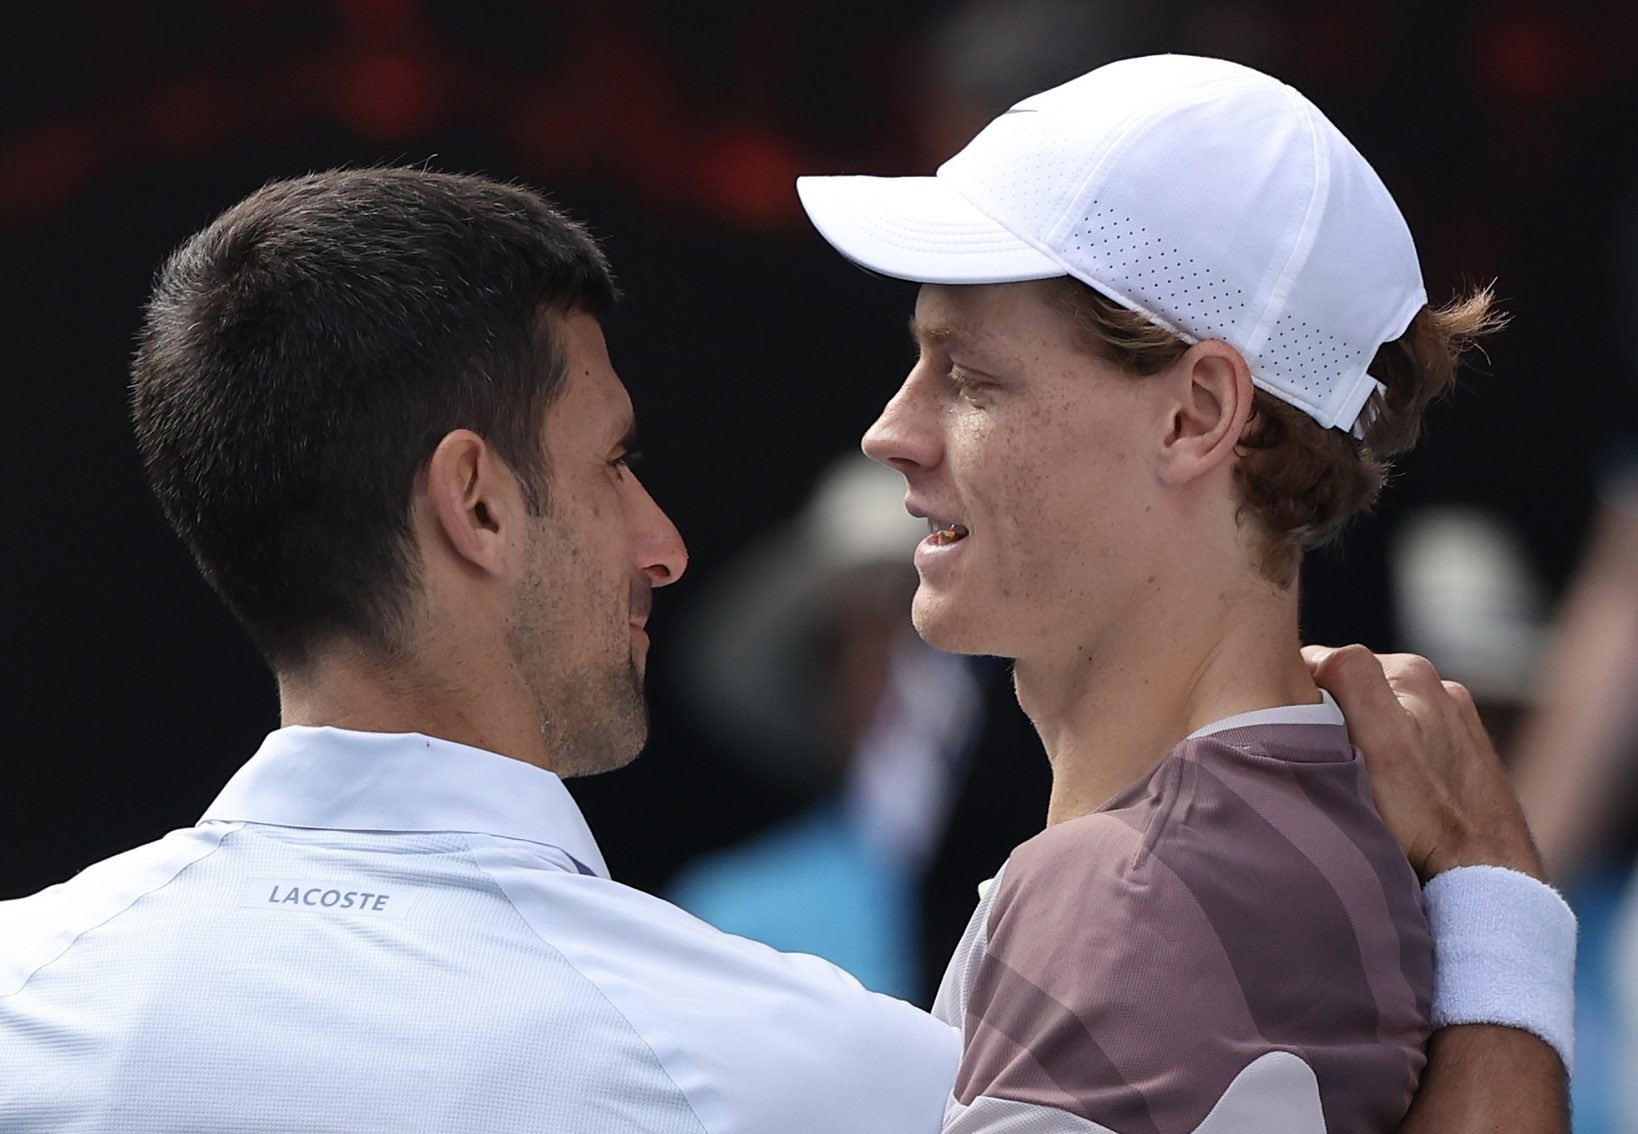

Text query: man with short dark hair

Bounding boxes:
[0,168,955,1134]
[798,53,1573,1134]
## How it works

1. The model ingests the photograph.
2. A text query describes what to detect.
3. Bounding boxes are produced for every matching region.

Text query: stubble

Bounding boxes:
[507,524,649,778]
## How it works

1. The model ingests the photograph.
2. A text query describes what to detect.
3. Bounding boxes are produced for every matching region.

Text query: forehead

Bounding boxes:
[547,310,633,445]
[910,281,1077,356]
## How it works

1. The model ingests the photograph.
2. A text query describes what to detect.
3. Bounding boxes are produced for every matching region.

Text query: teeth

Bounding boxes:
[927,522,969,545]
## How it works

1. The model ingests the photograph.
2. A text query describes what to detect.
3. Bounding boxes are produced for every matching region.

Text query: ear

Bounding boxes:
[1156,341,1256,487]
[421,429,527,578]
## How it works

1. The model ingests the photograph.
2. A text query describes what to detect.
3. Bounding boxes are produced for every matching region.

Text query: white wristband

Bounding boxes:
[1424,865,1577,1074]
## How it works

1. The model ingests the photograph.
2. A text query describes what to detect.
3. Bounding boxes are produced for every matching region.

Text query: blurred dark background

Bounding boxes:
[4,0,1637,1095]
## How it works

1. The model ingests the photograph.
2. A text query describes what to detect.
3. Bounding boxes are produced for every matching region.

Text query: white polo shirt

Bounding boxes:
[0,727,958,1133]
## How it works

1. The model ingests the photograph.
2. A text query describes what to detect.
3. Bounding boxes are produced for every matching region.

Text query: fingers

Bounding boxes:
[1379,655,1454,740]
[1440,679,1475,713]
[1305,643,1451,717]
[1306,644,1411,750]
[1381,658,1488,763]
[1311,647,1466,753]
[1441,679,1486,746]
[1305,642,1546,880]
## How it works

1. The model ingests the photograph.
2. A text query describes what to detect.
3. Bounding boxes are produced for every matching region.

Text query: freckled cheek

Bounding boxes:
[997,455,1116,599]
[946,419,1008,538]
[965,453,1058,585]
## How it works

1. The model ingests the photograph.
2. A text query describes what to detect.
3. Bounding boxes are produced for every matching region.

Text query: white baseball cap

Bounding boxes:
[797,54,1427,435]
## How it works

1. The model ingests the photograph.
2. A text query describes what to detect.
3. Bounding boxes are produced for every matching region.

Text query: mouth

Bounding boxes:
[907,500,969,549]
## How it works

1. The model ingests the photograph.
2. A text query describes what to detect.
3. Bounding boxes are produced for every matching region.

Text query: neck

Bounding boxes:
[1016,572,1316,826]
[276,637,555,772]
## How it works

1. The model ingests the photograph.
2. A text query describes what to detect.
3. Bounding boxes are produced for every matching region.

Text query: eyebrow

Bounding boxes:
[907,314,972,348]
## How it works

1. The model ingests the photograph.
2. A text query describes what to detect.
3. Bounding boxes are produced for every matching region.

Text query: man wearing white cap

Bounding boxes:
[799,54,1573,1133]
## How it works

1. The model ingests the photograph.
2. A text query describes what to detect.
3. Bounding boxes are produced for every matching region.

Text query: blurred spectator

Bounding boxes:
[1390,504,1548,737]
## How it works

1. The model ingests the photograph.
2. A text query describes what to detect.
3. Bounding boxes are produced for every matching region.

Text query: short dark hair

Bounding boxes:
[131,167,618,667]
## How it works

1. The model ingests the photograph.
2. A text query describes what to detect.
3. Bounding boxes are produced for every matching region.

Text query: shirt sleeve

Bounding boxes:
[476,840,960,1134]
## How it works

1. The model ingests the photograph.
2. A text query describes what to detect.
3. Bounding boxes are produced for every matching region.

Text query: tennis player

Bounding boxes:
[799,54,1574,1134]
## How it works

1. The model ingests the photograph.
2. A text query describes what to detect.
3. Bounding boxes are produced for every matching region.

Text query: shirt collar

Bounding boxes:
[198,726,610,879]
[1186,689,1346,740]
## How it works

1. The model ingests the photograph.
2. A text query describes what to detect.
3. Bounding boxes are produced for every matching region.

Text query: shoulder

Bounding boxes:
[469,837,957,1134]
[0,825,229,997]
[1017,733,1428,958]
[950,736,1430,1134]
[986,734,1429,1036]
[984,752,1222,943]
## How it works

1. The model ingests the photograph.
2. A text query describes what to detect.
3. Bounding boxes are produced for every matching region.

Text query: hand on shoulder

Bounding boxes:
[1303,645,1547,883]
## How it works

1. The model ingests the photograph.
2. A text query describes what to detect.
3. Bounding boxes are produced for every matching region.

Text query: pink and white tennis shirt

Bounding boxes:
[933,695,1432,1134]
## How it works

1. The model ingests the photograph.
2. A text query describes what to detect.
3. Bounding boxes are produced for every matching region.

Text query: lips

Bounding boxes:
[907,499,969,547]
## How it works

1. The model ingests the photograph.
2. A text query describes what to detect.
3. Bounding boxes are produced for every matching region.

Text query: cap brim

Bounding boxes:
[796,174,1064,284]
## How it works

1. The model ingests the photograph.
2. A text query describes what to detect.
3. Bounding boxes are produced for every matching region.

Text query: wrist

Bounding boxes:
[1424,865,1577,1073]
[1422,827,1548,884]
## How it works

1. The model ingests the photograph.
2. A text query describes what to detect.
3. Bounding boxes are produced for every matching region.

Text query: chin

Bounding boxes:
[910,595,1001,657]
[557,720,646,779]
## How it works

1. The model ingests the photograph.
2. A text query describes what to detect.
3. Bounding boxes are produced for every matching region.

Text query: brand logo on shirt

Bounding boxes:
[238,879,417,919]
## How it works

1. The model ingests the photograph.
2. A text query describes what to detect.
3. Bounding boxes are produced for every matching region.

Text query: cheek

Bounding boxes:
[543,496,622,591]
[985,428,1139,588]
[561,476,629,559]
[958,413,1075,534]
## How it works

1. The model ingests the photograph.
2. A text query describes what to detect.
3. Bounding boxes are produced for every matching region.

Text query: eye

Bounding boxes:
[611,450,643,476]
[947,366,992,404]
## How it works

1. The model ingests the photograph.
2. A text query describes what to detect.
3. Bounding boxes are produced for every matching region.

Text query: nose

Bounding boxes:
[861,368,940,473]
[629,474,688,588]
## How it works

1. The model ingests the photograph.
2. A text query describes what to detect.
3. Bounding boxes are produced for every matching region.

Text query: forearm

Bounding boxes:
[1398,1027,1568,1134]
[1403,854,1573,1134]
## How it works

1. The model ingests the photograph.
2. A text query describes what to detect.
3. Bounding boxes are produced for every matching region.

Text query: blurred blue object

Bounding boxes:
[669,800,919,1001]
[1566,860,1629,1134]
